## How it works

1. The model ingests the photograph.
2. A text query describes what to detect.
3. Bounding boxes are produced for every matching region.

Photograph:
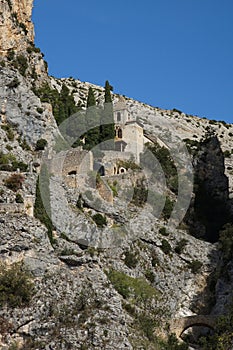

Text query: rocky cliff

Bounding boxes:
[0,0,34,55]
[0,1,233,350]
[185,135,233,242]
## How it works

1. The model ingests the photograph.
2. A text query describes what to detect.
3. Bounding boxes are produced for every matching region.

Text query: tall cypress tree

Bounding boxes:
[87,86,96,107]
[100,80,115,150]
[85,87,100,150]
[104,80,112,103]
[34,165,54,244]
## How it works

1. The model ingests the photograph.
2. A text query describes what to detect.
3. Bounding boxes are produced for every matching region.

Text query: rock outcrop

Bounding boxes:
[1,2,233,349]
[0,0,34,55]
[185,135,232,242]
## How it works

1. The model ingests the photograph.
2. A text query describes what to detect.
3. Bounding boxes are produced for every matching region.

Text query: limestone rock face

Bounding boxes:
[185,136,232,242]
[0,0,34,55]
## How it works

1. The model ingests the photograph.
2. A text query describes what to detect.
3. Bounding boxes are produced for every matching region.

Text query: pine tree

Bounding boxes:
[100,80,115,150]
[85,87,100,150]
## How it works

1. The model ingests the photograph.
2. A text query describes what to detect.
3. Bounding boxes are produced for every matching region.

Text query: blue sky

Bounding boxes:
[33,0,233,123]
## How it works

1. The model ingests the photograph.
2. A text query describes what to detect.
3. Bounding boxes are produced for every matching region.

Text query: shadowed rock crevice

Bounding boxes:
[185,135,232,243]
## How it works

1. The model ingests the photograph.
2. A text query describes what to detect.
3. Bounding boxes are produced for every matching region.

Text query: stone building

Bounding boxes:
[50,148,93,188]
[114,97,145,163]
[51,98,151,186]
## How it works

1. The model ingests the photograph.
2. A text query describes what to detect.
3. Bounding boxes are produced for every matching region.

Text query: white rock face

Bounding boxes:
[0,0,34,55]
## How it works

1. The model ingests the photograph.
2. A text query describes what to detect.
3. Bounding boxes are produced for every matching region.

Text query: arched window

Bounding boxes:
[118,128,122,139]
[117,112,121,122]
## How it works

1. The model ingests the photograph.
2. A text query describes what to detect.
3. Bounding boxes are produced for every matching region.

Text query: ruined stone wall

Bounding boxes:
[62,149,93,175]
[49,149,93,177]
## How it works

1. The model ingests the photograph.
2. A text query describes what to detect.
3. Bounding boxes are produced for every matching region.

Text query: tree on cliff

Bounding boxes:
[34,165,54,244]
[100,80,115,150]
[84,87,100,150]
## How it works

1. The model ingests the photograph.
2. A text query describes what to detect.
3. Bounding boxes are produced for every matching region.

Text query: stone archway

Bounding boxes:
[170,315,216,339]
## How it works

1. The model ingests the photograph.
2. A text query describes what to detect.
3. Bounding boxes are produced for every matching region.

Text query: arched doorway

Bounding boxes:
[118,128,122,139]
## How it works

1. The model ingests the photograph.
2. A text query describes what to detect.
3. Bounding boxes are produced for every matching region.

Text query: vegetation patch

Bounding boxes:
[141,142,178,194]
[131,178,148,207]
[0,152,27,172]
[0,262,34,308]
[188,260,202,274]
[92,213,107,227]
[1,124,14,141]
[34,166,55,244]
[35,138,47,151]
[124,250,138,268]
[160,239,172,255]
[175,239,188,254]
[106,269,159,303]
[162,197,175,220]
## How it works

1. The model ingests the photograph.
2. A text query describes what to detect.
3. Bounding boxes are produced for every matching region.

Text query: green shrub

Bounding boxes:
[27,45,41,54]
[36,107,43,114]
[161,333,189,349]
[15,193,24,203]
[12,55,28,76]
[224,150,231,158]
[175,239,188,254]
[162,197,174,220]
[106,269,159,303]
[0,151,12,169]
[117,159,141,171]
[188,260,202,274]
[1,124,14,140]
[76,194,83,210]
[0,262,34,308]
[159,226,169,236]
[35,138,47,151]
[7,49,15,61]
[92,213,107,227]
[131,178,148,207]
[19,137,31,151]
[0,60,5,67]
[124,250,138,268]
[19,22,28,35]
[122,301,136,316]
[144,269,155,283]
[6,145,13,151]
[12,160,28,172]
[151,252,160,267]
[141,142,177,194]
[107,180,118,197]
[137,312,157,341]
[160,239,172,255]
